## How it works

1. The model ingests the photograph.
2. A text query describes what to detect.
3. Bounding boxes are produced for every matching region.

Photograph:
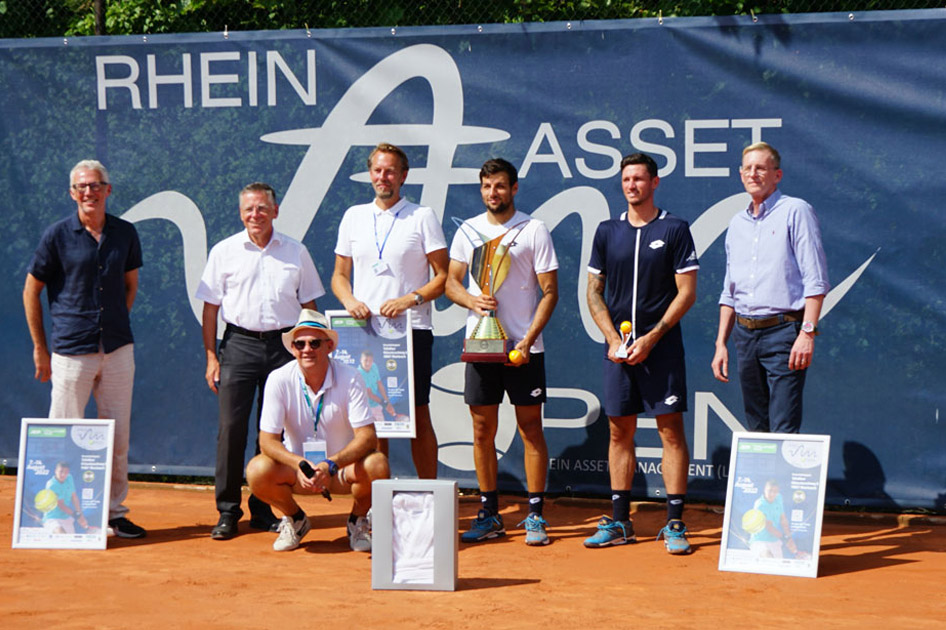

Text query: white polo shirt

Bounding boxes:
[335,198,447,330]
[259,359,375,457]
[196,230,325,331]
[449,210,558,353]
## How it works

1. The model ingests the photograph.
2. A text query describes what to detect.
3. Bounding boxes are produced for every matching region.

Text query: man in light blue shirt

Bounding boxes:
[712,143,829,433]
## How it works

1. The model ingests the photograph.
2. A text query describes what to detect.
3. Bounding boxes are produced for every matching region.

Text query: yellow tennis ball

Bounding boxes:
[741,508,766,534]
[34,489,58,513]
[620,321,632,334]
[508,349,525,366]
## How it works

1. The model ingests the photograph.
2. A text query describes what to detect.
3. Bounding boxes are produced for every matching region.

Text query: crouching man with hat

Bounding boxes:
[246,309,389,552]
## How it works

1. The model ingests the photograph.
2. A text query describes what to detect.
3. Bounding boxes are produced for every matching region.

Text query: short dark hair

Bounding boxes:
[479,158,518,186]
[620,153,658,178]
[240,182,277,206]
[368,143,409,171]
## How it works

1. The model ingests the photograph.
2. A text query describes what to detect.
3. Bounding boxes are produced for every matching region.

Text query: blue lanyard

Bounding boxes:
[373,208,401,260]
[299,376,324,433]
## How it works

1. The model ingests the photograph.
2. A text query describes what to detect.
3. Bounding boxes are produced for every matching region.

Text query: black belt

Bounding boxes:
[225,324,292,340]
[736,310,804,330]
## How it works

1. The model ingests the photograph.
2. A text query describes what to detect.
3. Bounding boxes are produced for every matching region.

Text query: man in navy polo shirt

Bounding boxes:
[584,153,698,554]
[23,159,146,539]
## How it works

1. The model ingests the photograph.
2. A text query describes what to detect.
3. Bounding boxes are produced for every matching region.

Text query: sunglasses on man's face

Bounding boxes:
[292,338,325,351]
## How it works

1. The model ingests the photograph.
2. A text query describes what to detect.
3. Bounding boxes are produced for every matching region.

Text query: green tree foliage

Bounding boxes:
[1,0,940,38]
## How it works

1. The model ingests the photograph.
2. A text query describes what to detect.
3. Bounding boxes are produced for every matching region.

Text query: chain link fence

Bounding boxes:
[2,1,943,39]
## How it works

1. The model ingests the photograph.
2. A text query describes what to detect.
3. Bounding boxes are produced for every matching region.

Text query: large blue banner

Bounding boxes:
[2,10,944,510]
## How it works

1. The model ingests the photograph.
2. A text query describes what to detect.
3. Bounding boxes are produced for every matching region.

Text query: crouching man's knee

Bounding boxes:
[246,454,280,495]
[363,451,390,482]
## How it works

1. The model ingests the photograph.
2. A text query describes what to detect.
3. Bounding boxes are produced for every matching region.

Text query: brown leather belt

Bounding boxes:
[736,310,804,330]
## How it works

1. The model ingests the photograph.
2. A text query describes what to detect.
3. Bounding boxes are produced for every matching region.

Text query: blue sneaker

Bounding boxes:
[583,516,636,548]
[657,519,692,554]
[518,513,550,546]
[462,510,505,543]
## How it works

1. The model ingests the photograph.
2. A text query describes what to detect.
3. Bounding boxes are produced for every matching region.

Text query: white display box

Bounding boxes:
[371,479,458,591]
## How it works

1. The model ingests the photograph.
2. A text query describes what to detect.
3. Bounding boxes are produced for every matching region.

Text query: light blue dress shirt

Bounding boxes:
[720,190,830,317]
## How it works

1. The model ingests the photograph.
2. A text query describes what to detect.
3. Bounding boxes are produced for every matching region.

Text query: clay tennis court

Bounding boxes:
[2,475,944,629]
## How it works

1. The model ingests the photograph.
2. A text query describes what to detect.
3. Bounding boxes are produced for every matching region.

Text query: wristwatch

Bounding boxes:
[801,321,818,335]
[413,292,424,305]
[322,459,339,477]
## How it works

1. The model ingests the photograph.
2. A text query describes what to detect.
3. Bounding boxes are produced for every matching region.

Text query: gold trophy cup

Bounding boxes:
[460,229,516,363]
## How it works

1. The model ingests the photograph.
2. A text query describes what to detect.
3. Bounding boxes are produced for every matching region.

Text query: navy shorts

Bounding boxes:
[412,329,433,406]
[464,352,546,407]
[602,326,688,417]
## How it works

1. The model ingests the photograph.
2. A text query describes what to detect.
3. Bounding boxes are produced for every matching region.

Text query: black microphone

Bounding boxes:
[298,460,332,501]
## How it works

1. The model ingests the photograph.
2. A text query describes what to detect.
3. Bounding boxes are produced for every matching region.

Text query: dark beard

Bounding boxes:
[487,201,509,215]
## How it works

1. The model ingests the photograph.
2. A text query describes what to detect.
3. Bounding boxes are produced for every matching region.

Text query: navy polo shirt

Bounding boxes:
[588,209,699,335]
[28,212,142,356]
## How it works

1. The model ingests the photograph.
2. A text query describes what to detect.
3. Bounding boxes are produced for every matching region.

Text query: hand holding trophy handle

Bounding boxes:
[471,294,499,317]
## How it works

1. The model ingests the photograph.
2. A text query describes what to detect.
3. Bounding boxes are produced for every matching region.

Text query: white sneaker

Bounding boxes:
[273,515,311,552]
[347,515,371,552]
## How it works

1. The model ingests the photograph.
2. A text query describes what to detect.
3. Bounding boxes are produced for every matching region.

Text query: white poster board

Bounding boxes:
[12,418,114,550]
[327,310,416,439]
[718,432,831,579]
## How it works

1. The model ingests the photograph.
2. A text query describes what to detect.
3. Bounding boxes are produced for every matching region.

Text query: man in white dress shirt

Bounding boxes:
[196,182,325,540]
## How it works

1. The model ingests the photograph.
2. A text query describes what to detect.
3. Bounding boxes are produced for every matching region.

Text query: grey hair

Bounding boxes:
[70,159,110,185]
[240,182,278,207]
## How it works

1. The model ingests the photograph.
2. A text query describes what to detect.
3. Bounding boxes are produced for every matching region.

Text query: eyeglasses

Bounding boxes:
[739,166,770,176]
[72,182,108,192]
[292,338,325,351]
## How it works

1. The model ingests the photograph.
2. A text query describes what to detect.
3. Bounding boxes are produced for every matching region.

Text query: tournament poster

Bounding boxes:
[12,418,114,550]
[718,432,831,578]
[327,311,416,439]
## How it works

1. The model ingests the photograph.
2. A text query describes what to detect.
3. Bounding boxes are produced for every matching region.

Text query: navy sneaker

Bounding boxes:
[108,517,147,539]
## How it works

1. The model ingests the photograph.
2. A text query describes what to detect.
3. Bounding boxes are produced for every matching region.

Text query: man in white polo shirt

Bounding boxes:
[332,143,448,479]
[246,309,389,552]
[196,182,325,540]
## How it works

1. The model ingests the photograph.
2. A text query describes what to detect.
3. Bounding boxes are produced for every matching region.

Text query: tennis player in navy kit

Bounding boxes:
[584,153,699,554]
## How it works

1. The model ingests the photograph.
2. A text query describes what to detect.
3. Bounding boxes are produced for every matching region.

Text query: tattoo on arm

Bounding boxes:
[587,274,607,315]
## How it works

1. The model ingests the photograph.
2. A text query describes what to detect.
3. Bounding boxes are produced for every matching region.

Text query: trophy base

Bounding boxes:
[461,338,511,363]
